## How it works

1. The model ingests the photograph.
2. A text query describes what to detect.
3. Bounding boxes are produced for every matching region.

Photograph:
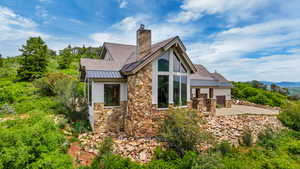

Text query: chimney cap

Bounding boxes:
[139,24,145,30]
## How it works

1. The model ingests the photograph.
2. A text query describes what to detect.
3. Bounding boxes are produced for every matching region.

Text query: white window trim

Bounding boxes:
[156,48,189,108]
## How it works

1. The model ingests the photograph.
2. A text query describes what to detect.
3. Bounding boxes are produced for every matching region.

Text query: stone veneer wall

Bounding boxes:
[93,101,127,134]
[125,63,159,137]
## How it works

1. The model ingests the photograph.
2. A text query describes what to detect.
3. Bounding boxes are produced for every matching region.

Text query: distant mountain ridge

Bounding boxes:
[260,81,300,87]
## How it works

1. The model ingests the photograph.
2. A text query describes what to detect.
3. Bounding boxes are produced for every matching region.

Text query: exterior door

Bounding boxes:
[216,96,226,106]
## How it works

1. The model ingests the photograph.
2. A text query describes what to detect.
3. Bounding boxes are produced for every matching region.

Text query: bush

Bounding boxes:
[72,120,91,135]
[57,117,68,129]
[257,127,278,150]
[159,108,213,155]
[90,137,140,169]
[279,101,300,131]
[33,72,73,96]
[151,149,223,169]
[0,114,72,168]
[216,141,234,156]
[288,141,300,155]
[242,129,253,147]
[248,94,271,105]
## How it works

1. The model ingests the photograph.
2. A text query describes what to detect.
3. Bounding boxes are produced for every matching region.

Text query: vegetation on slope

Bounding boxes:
[0,37,97,168]
[232,81,288,107]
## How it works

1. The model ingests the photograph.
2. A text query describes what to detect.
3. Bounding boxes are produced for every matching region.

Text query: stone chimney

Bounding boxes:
[136,24,151,59]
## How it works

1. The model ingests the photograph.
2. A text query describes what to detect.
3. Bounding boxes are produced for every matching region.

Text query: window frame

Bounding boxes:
[104,84,121,107]
[156,50,189,108]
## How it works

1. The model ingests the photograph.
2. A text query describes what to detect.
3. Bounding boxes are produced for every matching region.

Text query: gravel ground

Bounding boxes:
[216,104,279,116]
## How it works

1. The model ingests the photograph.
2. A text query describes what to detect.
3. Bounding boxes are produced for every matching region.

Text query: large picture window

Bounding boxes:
[104,84,120,106]
[158,52,169,72]
[157,50,188,108]
[181,76,187,105]
[158,75,169,108]
[173,75,180,106]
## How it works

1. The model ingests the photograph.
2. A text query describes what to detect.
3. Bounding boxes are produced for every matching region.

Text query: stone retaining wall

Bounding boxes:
[204,114,283,145]
[79,114,284,163]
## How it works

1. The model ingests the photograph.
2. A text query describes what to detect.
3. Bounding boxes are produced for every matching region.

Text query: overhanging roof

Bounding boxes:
[86,70,125,79]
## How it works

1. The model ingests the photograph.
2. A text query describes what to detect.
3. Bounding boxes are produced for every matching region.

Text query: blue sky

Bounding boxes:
[0,0,300,81]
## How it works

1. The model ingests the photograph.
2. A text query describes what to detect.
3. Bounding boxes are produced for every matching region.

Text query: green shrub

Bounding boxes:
[150,150,223,169]
[159,108,213,155]
[152,147,179,161]
[57,117,68,129]
[0,114,72,168]
[72,120,91,135]
[242,87,258,97]
[216,141,234,156]
[248,94,271,105]
[288,141,300,154]
[242,129,253,147]
[33,72,73,96]
[279,101,300,131]
[257,127,278,150]
[90,137,140,169]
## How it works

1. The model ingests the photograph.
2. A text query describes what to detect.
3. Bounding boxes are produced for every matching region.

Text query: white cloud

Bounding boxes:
[188,19,300,81]
[169,0,272,23]
[90,15,198,45]
[0,6,36,28]
[118,0,128,8]
[0,6,49,57]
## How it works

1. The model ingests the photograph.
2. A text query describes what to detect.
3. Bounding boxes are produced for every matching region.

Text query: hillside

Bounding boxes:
[231,81,288,107]
[1,37,300,168]
[288,87,300,96]
[261,81,300,87]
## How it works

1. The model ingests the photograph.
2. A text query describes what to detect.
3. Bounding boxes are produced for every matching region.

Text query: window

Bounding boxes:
[157,51,188,108]
[173,54,180,72]
[181,63,187,73]
[158,52,169,72]
[173,75,180,106]
[181,76,187,105]
[158,75,169,108]
[209,88,214,99]
[104,84,120,106]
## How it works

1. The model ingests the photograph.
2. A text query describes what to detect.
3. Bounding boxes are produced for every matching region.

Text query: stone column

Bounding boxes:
[207,99,216,115]
[225,100,232,108]
[187,101,193,109]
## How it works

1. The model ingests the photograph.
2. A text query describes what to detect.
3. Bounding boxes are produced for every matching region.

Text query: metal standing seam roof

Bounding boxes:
[86,70,125,79]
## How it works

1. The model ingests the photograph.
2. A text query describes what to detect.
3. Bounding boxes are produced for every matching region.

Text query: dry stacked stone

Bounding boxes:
[203,115,283,145]
[78,114,283,163]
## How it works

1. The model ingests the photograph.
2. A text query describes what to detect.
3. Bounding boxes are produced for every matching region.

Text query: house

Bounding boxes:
[79,25,232,137]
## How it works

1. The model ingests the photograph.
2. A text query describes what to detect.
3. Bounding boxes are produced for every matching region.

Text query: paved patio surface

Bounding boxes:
[216,105,279,116]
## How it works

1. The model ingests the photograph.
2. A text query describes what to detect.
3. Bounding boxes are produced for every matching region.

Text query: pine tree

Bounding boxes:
[17,37,48,81]
[58,45,73,69]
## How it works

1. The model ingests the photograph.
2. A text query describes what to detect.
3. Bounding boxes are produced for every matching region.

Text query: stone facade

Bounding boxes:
[225,100,232,108]
[207,98,216,115]
[93,101,127,134]
[125,63,159,137]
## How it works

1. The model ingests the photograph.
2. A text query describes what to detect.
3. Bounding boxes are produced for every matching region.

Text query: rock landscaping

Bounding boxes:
[77,113,283,163]
[204,114,283,145]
